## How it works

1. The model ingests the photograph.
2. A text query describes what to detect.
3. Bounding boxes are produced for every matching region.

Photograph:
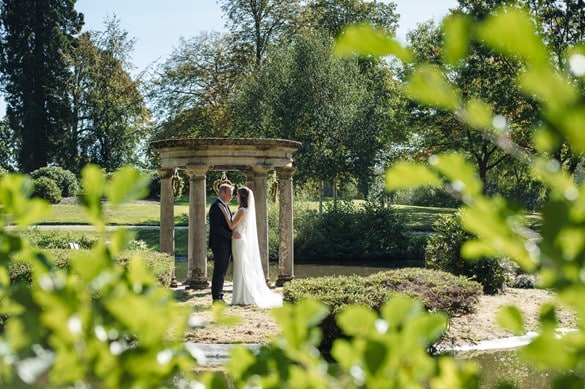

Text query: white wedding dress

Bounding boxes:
[231,190,283,308]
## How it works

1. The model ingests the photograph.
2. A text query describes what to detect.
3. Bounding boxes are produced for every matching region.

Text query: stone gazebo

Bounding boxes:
[150,138,302,289]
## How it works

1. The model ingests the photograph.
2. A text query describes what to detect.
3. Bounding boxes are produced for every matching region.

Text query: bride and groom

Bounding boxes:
[209,183,283,308]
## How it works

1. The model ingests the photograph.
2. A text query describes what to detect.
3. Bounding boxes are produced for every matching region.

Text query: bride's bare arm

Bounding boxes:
[221,206,244,230]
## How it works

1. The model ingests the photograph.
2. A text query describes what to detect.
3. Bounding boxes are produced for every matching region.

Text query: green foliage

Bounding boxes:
[32,176,62,204]
[393,185,461,208]
[426,213,506,295]
[338,4,585,385]
[208,297,480,389]
[294,200,412,263]
[23,228,98,249]
[283,268,483,353]
[30,166,79,197]
[0,0,83,172]
[0,165,199,387]
[69,19,149,173]
[7,249,174,289]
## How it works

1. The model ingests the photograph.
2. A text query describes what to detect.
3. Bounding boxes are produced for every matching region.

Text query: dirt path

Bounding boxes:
[177,286,577,349]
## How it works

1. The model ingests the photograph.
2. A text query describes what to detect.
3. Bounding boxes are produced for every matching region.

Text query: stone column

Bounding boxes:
[275,166,296,286]
[158,168,176,287]
[184,164,209,289]
[251,165,272,283]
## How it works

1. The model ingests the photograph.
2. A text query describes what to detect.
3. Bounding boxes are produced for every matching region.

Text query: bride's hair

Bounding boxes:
[237,187,249,208]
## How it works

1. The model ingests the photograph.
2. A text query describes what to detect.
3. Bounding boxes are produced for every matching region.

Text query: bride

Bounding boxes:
[219,186,283,308]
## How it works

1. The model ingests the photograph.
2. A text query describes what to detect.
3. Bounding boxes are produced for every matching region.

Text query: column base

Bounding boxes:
[170,276,178,288]
[276,276,294,287]
[185,277,210,290]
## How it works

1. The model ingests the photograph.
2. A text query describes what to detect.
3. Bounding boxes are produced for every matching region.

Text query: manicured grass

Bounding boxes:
[393,204,457,231]
[38,202,191,226]
[39,200,454,230]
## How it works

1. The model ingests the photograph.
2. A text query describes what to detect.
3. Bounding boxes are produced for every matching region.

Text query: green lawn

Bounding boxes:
[38,202,191,226]
[38,200,455,230]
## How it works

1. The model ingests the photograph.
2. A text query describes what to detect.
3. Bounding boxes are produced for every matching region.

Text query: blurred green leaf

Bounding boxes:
[478,7,549,66]
[497,305,525,335]
[403,64,460,110]
[381,295,423,328]
[385,161,442,190]
[430,153,483,197]
[442,13,471,66]
[0,174,52,227]
[463,98,494,129]
[335,23,413,62]
[336,305,378,336]
[78,165,106,229]
[105,166,150,206]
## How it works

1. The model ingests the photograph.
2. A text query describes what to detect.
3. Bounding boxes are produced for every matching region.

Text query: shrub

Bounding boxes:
[10,249,175,288]
[425,213,506,294]
[283,268,483,353]
[23,228,98,249]
[393,186,461,208]
[294,200,413,264]
[32,176,62,204]
[147,170,161,200]
[30,166,79,197]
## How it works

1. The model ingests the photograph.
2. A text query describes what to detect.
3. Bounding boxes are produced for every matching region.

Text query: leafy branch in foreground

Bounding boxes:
[0,165,200,388]
[338,4,585,385]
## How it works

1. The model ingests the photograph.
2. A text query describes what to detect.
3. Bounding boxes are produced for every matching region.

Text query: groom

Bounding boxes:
[208,183,234,303]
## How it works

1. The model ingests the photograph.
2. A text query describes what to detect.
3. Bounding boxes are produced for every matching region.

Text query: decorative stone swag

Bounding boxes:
[150,138,302,289]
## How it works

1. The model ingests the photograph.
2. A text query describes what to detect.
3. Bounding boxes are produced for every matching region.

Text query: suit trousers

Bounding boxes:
[211,243,231,300]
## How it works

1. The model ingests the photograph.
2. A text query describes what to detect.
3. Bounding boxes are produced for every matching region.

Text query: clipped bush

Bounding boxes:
[294,200,413,264]
[425,213,506,294]
[32,176,62,204]
[283,268,483,353]
[30,166,79,197]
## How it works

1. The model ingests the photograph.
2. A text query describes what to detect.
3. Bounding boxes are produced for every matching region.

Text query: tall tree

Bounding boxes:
[456,0,585,174]
[68,17,149,172]
[146,32,241,140]
[402,17,539,193]
[218,0,301,66]
[0,117,16,170]
[0,0,83,172]
[303,0,399,37]
[231,31,396,199]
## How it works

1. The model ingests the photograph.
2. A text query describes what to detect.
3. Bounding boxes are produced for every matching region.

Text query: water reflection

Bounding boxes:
[174,261,389,282]
[461,349,557,388]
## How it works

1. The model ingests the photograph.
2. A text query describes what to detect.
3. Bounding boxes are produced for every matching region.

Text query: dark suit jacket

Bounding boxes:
[208,199,232,250]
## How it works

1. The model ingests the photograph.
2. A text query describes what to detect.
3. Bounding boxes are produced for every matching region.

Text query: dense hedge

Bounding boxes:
[294,200,415,264]
[9,249,175,288]
[32,176,62,204]
[283,268,483,353]
[30,166,79,197]
[425,213,506,294]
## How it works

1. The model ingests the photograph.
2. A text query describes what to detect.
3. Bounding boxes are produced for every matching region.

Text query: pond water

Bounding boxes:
[174,260,399,282]
[459,349,558,388]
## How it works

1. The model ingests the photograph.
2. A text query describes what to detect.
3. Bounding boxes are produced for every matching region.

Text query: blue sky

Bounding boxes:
[75,0,458,74]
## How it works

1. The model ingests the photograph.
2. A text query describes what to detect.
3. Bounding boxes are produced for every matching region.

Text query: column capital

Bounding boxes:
[157,168,175,179]
[184,164,209,178]
[250,164,273,175]
[275,166,296,178]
